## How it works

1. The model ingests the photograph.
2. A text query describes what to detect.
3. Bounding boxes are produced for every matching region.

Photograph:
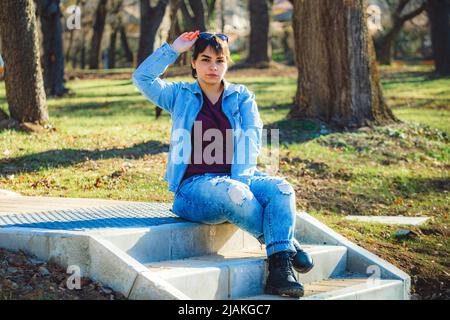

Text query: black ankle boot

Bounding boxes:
[265,251,304,298]
[292,241,314,274]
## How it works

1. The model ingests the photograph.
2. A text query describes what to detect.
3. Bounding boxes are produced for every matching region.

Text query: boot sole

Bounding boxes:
[264,285,304,298]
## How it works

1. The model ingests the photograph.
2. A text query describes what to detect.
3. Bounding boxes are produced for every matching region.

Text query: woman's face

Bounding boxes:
[192,45,228,85]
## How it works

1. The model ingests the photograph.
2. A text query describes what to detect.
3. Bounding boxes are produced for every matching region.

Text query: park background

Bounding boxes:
[0,0,448,300]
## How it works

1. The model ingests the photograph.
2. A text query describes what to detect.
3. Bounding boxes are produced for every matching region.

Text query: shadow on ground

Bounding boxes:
[0,140,169,176]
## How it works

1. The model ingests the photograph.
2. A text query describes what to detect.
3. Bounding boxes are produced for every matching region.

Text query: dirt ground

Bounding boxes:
[0,248,126,300]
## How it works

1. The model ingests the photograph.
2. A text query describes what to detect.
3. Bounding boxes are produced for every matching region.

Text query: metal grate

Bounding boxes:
[0,202,184,230]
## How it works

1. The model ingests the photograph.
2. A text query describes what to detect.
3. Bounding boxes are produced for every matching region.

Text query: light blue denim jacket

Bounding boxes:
[132,42,267,193]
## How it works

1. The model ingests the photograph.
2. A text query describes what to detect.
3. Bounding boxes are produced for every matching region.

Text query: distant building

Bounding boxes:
[272,0,293,22]
[0,53,4,78]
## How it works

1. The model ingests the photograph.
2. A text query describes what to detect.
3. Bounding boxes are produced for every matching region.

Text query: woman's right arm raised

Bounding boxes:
[131,31,200,114]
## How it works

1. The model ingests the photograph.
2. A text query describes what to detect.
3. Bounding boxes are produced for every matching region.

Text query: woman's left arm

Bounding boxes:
[231,86,264,186]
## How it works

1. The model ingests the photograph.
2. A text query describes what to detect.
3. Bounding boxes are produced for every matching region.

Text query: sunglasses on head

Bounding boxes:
[198,32,229,43]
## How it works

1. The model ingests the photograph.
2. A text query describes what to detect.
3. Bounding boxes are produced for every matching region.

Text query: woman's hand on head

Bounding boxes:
[170,31,200,54]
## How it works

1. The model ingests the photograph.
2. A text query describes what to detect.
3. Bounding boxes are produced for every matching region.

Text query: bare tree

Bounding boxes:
[0,0,48,128]
[65,0,82,67]
[119,26,133,64]
[38,0,69,96]
[180,0,207,31]
[246,0,273,68]
[137,0,170,65]
[89,0,108,69]
[427,0,450,76]
[220,0,225,33]
[375,0,427,65]
[66,0,87,69]
[288,0,399,129]
[205,0,217,29]
[108,0,123,69]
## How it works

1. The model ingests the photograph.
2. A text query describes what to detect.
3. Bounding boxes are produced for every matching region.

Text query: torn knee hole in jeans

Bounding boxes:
[227,184,253,206]
[277,182,294,195]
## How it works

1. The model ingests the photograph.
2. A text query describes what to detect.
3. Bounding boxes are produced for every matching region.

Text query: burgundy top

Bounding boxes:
[181,89,233,182]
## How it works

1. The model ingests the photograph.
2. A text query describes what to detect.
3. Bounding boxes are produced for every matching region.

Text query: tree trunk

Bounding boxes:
[168,0,183,68]
[65,0,81,65]
[205,0,217,29]
[80,34,86,69]
[119,26,133,64]
[66,29,75,65]
[108,30,117,69]
[80,0,86,69]
[428,0,450,76]
[247,0,273,67]
[282,23,294,65]
[288,0,399,129]
[220,0,225,33]
[89,0,108,69]
[168,0,182,45]
[180,0,207,31]
[188,0,206,31]
[0,0,48,124]
[38,0,67,97]
[376,24,403,65]
[137,0,170,65]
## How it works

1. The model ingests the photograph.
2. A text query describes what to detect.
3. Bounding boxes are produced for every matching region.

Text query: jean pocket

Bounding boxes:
[175,175,199,199]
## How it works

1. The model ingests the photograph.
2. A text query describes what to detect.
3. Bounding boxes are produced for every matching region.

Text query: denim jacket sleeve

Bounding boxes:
[131,42,181,114]
[231,86,264,186]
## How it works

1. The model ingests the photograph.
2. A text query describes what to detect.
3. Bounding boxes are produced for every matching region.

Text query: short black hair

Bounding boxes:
[191,35,233,79]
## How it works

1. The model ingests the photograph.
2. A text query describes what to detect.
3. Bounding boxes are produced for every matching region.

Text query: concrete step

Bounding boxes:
[241,277,405,300]
[98,222,269,263]
[144,245,348,300]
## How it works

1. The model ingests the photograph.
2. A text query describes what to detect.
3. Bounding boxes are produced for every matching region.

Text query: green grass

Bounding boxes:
[0,64,449,299]
[381,65,450,134]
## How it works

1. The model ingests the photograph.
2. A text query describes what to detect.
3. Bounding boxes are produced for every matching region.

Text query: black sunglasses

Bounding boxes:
[198,32,229,43]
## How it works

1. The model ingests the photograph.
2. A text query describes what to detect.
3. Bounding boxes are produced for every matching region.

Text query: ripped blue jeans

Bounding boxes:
[172,172,298,256]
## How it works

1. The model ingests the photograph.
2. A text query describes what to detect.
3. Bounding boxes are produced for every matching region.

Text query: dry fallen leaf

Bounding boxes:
[94,177,102,188]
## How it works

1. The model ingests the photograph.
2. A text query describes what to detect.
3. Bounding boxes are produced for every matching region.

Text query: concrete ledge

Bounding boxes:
[0,209,411,300]
[99,222,260,264]
[302,280,405,300]
[0,227,190,300]
[241,279,404,300]
[0,227,89,266]
[145,245,348,299]
[296,245,347,284]
[128,270,191,300]
[88,235,189,299]
[88,235,146,297]
[295,212,411,300]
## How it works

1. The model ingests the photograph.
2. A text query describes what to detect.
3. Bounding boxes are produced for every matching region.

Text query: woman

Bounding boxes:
[132,31,314,298]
